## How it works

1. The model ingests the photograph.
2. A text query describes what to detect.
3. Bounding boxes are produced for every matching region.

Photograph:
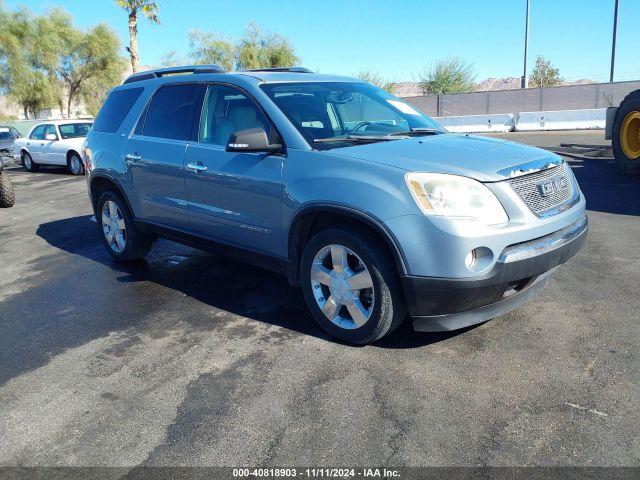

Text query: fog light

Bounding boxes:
[465,250,476,269]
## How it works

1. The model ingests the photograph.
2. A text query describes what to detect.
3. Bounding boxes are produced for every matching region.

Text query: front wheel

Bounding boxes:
[22,152,38,172]
[300,227,407,344]
[96,191,152,261]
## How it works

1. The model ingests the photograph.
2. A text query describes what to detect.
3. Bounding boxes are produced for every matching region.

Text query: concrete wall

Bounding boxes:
[514,109,606,131]
[437,114,514,133]
[436,109,607,133]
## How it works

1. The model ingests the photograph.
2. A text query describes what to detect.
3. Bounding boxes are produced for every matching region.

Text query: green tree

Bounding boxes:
[0,6,57,117]
[35,10,125,117]
[186,23,299,71]
[61,24,126,116]
[356,70,394,93]
[116,0,159,73]
[78,27,128,116]
[529,55,563,88]
[419,57,476,94]
[159,49,186,68]
[188,30,235,70]
[235,23,298,70]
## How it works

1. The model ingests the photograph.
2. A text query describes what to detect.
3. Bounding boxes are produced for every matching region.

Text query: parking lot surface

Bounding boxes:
[0,133,639,467]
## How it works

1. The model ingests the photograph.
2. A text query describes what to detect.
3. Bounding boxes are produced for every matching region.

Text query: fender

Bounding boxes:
[89,171,136,217]
[287,203,408,276]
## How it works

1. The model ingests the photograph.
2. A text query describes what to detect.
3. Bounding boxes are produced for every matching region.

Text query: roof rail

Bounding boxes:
[123,64,226,84]
[242,67,313,73]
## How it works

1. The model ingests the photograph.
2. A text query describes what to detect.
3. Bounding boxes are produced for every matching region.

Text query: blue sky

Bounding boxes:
[8,0,640,83]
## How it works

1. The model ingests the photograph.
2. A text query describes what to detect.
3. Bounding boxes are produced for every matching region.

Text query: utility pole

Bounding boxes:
[610,0,619,83]
[521,0,531,88]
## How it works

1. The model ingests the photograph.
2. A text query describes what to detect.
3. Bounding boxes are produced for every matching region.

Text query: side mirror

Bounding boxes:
[226,128,281,153]
[45,133,57,141]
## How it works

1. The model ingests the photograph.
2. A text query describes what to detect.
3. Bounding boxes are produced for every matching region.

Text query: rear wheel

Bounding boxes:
[68,152,84,175]
[300,227,406,344]
[96,191,152,261]
[22,152,38,172]
[0,171,15,207]
[612,90,640,176]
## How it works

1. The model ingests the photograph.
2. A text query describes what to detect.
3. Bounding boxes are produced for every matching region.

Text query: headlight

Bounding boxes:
[406,172,508,226]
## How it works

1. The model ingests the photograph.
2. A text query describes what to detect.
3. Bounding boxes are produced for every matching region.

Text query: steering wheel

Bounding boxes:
[349,121,373,133]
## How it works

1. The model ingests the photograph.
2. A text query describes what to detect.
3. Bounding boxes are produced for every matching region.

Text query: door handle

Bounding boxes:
[187,162,208,173]
[125,153,142,162]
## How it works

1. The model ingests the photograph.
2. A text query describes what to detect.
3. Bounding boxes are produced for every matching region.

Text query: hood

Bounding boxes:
[327,134,560,182]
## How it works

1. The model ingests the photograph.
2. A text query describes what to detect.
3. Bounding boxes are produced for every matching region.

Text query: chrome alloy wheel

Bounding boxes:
[101,200,126,253]
[70,155,82,174]
[310,244,375,330]
[23,153,32,170]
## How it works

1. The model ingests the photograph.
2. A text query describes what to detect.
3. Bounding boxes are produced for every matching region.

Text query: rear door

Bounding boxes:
[184,83,284,256]
[124,83,202,230]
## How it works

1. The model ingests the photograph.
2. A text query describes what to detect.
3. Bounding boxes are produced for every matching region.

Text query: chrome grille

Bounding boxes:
[509,164,576,217]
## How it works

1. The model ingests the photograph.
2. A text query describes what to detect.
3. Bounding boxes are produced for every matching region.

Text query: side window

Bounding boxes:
[143,84,200,141]
[10,127,21,138]
[198,85,270,146]
[30,125,46,140]
[44,125,58,139]
[93,87,144,133]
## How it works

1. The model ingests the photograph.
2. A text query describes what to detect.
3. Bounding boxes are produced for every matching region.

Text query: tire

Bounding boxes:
[67,152,84,175]
[96,190,152,261]
[612,90,640,176]
[22,151,38,172]
[0,171,15,208]
[300,226,407,344]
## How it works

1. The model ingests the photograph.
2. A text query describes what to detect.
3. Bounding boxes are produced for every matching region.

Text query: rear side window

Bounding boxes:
[93,87,143,133]
[142,84,200,141]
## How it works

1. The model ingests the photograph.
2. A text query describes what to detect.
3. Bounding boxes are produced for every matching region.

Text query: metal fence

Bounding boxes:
[405,80,640,117]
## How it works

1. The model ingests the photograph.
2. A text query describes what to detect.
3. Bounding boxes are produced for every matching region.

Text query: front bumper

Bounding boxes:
[404,214,588,332]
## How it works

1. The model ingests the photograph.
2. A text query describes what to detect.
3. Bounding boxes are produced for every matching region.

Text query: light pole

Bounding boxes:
[610,0,619,83]
[521,0,531,88]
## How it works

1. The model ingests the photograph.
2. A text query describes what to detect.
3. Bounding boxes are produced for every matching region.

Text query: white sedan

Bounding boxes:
[17,120,93,175]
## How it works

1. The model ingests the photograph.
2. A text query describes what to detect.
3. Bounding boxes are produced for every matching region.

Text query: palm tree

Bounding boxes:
[116,1,159,73]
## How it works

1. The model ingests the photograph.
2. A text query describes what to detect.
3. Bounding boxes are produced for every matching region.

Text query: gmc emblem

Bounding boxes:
[537,175,569,197]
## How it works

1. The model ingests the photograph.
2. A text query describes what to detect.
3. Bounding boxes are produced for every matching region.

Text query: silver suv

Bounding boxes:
[85,65,587,344]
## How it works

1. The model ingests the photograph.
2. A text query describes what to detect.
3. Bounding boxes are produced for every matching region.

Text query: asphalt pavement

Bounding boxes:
[0,132,638,468]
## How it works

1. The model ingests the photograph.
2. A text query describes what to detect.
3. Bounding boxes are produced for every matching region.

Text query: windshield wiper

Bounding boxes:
[391,127,444,136]
[313,134,409,144]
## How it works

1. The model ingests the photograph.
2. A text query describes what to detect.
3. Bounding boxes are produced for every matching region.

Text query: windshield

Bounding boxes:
[260,82,444,149]
[58,123,92,139]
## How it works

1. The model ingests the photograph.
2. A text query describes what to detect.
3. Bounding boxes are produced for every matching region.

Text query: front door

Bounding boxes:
[40,124,63,165]
[125,83,202,230]
[26,124,46,162]
[184,84,284,257]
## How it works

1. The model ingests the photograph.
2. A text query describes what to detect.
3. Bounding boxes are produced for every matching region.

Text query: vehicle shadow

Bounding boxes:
[36,215,468,349]
[9,164,71,175]
[566,157,640,216]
